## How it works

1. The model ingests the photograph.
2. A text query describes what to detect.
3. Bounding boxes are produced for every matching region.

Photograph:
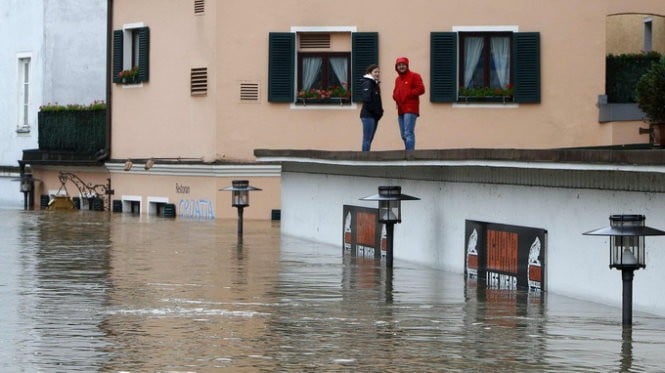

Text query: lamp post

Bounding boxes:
[221,180,262,239]
[20,172,34,210]
[361,186,419,268]
[584,214,665,326]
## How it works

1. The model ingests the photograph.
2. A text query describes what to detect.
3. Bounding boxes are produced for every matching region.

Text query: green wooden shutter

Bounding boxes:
[351,32,378,103]
[430,32,458,102]
[268,32,295,102]
[113,30,123,83]
[138,27,150,82]
[513,32,540,103]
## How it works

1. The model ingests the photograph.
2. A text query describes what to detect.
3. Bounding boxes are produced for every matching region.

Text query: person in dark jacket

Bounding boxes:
[359,64,383,151]
[392,57,425,150]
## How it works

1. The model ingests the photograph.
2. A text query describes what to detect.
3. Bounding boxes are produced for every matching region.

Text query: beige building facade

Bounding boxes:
[26,0,665,220]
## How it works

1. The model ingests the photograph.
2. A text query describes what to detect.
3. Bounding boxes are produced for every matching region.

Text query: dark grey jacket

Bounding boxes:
[360,76,383,120]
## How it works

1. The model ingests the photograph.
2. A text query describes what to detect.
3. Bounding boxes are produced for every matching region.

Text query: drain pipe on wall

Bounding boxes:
[102,0,113,162]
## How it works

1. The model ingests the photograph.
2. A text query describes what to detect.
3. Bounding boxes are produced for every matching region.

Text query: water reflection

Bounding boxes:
[1,209,665,371]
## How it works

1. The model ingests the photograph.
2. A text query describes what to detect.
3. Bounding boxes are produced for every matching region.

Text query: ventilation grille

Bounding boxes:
[191,67,207,96]
[194,0,205,14]
[299,33,331,49]
[240,82,260,102]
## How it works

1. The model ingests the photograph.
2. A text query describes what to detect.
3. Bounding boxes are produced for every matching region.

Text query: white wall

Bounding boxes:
[42,0,107,105]
[281,167,665,317]
[0,0,43,167]
[0,0,106,207]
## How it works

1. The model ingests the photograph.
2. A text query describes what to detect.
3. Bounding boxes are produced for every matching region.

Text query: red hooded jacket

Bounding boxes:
[392,57,425,116]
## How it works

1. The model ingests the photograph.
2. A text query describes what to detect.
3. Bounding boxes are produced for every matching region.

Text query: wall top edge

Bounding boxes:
[254,148,665,173]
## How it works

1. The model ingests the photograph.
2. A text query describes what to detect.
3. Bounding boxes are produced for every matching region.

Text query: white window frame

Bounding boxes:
[148,196,169,216]
[644,17,653,52]
[17,54,32,131]
[122,22,145,71]
[289,26,357,110]
[451,25,519,108]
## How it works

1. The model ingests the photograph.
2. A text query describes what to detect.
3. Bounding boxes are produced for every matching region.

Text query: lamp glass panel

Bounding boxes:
[232,190,249,207]
[611,235,645,267]
[378,200,401,222]
[21,181,31,192]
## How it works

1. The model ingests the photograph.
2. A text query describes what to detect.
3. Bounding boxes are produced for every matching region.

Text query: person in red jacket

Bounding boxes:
[392,57,425,150]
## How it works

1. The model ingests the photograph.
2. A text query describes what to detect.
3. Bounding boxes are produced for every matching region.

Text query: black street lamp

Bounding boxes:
[584,214,665,326]
[19,173,34,210]
[361,185,419,268]
[221,180,261,239]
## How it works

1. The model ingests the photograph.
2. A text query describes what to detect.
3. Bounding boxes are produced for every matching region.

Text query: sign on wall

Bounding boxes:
[465,220,546,292]
[343,205,385,258]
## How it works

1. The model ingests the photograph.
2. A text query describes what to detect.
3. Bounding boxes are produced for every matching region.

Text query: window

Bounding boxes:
[430,31,540,103]
[459,33,512,100]
[644,18,653,52]
[17,57,31,129]
[268,30,378,105]
[113,24,150,84]
[297,52,350,103]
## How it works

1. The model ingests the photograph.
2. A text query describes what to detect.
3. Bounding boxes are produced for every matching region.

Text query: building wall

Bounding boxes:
[42,0,107,106]
[0,0,43,207]
[278,162,665,317]
[607,13,665,55]
[105,0,665,219]
[0,0,106,208]
[111,0,665,162]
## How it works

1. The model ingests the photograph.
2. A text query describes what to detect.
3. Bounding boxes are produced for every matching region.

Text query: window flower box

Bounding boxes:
[458,85,513,104]
[296,86,351,106]
[297,97,351,106]
[458,95,513,104]
[116,67,140,85]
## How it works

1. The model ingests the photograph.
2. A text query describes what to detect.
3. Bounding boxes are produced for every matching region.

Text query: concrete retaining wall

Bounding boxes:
[277,159,665,317]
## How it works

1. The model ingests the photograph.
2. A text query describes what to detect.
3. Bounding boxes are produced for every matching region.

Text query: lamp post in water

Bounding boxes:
[584,214,665,326]
[221,180,261,239]
[361,186,419,268]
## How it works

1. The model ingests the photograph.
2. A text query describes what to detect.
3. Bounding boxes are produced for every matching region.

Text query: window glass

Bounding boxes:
[459,33,512,99]
[18,57,30,127]
[297,53,350,101]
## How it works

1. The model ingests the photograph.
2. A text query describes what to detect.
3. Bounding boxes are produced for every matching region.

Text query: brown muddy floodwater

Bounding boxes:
[1,209,665,372]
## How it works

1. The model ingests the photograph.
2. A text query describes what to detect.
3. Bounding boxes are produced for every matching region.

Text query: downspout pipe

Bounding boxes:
[102,0,113,162]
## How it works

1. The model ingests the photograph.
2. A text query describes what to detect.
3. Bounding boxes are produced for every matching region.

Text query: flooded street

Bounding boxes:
[1,209,665,372]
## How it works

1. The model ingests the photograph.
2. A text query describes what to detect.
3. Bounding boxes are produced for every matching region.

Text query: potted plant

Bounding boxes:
[458,85,513,103]
[117,66,139,84]
[635,57,665,147]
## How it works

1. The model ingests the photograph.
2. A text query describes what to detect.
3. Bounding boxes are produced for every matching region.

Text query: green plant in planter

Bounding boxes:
[636,57,665,124]
[635,57,665,146]
[39,100,106,112]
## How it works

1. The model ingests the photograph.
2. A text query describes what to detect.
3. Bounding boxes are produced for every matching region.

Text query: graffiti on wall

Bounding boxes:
[178,199,215,219]
[465,220,546,293]
[342,205,385,258]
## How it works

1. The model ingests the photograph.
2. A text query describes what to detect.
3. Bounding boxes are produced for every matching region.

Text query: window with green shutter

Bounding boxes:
[113,26,150,85]
[430,31,540,104]
[268,31,378,105]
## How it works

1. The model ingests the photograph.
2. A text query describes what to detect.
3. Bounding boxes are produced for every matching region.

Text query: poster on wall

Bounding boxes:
[343,205,385,258]
[465,220,546,293]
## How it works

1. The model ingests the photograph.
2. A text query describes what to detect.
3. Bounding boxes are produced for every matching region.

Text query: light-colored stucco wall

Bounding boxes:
[42,0,107,106]
[0,1,43,164]
[607,14,665,55]
[279,163,665,317]
[0,0,106,208]
[111,0,665,166]
[0,0,43,207]
[105,0,665,219]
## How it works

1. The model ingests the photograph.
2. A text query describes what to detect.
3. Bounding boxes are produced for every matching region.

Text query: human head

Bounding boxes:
[365,64,380,80]
[395,57,409,74]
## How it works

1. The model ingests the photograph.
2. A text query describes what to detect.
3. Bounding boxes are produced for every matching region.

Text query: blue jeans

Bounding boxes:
[361,117,378,151]
[398,113,417,150]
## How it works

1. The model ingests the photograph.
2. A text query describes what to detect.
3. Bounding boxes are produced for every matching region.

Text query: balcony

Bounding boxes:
[22,107,107,164]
